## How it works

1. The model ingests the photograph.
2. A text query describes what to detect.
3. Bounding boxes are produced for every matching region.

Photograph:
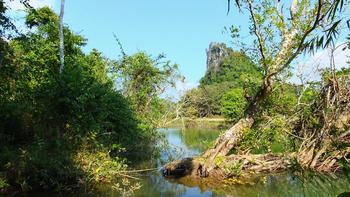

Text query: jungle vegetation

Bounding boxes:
[0,0,350,195]
[0,2,178,195]
[182,49,263,118]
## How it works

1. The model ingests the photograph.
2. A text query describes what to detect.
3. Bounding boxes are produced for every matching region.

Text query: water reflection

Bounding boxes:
[210,172,350,197]
[133,172,214,197]
[132,128,222,197]
[180,128,221,152]
[132,128,350,197]
[160,128,221,162]
[16,128,350,196]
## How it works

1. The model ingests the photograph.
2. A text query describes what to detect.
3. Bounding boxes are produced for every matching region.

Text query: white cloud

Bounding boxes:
[292,43,349,84]
[160,79,198,101]
[176,80,198,94]
[30,0,56,9]
[309,44,348,69]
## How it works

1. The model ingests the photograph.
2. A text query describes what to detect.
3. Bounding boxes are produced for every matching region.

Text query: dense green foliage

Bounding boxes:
[182,82,232,117]
[239,83,301,153]
[115,52,181,127]
[236,68,350,155]
[220,88,248,121]
[182,48,263,118]
[199,51,262,87]
[0,7,173,193]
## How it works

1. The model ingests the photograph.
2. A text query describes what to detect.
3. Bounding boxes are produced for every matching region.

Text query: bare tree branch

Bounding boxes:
[270,0,328,78]
[247,0,268,69]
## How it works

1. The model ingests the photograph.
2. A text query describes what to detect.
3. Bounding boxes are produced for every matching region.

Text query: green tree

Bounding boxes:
[220,88,248,121]
[204,0,348,161]
[183,82,233,117]
[115,52,181,126]
[182,49,262,119]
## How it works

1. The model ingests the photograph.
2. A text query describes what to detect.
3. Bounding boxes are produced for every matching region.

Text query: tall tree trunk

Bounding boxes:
[202,25,299,161]
[203,76,274,160]
[59,0,65,74]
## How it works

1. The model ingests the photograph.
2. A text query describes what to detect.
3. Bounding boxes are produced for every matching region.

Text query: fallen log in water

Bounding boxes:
[162,153,297,183]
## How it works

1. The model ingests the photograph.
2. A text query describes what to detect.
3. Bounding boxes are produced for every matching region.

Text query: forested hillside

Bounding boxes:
[181,43,261,118]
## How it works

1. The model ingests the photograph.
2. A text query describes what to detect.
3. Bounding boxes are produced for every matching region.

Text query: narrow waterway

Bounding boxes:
[130,128,350,197]
[17,128,350,197]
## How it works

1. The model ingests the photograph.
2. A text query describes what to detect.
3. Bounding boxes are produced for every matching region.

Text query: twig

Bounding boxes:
[118,173,141,180]
[247,0,267,69]
[119,168,159,173]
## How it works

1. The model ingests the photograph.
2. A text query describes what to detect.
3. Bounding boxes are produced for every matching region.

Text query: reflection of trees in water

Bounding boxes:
[212,172,350,197]
[180,128,221,151]
[131,129,350,197]
[298,172,350,196]
[133,173,187,197]
[159,128,221,163]
[106,171,349,197]
[160,140,188,163]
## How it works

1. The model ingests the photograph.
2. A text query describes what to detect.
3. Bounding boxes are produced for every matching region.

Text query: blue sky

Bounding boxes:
[5,0,349,91]
[53,0,248,88]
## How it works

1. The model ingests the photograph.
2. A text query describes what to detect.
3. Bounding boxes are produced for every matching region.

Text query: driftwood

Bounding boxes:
[298,75,350,172]
[163,153,296,185]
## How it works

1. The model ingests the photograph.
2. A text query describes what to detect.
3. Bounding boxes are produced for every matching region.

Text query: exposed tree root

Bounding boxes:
[223,153,296,176]
[297,75,350,173]
[162,153,296,184]
[298,139,350,173]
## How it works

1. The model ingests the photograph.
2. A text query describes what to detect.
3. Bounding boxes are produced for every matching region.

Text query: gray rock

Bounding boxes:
[206,42,230,72]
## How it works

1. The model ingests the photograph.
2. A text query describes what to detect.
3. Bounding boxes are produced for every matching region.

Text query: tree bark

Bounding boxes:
[59,0,65,74]
[203,76,274,160]
[163,153,296,181]
[202,25,298,161]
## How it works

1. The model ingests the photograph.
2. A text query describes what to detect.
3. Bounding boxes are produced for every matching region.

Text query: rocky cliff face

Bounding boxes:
[206,42,230,72]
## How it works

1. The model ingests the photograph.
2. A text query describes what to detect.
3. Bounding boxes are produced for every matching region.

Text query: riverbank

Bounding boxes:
[165,117,230,130]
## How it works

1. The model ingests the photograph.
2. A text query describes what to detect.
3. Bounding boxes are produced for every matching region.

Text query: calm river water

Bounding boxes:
[18,128,350,197]
[131,128,350,197]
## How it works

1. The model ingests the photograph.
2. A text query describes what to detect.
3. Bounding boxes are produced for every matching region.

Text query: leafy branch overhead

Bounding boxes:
[228,0,350,53]
[202,0,350,164]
